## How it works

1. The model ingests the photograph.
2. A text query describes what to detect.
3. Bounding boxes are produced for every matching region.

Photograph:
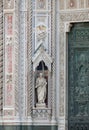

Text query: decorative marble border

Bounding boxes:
[3,13,14,117]
[59,10,89,130]
[27,0,33,118]
[0,0,3,116]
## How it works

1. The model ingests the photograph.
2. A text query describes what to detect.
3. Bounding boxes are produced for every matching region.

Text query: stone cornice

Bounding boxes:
[59,10,89,22]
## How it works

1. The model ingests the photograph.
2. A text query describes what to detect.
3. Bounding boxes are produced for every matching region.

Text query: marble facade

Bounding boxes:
[0,0,89,130]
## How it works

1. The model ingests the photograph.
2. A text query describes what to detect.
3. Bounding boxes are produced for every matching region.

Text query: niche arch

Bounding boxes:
[32,47,52,108]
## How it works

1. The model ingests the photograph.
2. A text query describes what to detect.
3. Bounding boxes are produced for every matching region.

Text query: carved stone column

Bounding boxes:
[27,0,33,120]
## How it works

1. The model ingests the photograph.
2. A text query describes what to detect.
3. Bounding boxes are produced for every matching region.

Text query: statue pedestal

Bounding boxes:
[36,103,46,108]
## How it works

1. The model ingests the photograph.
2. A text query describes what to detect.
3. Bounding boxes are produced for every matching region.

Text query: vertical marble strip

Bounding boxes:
[14,0,19,116]
[59,23,65,116]
[3,0,19,118]
[0,0,3,116]
[3,0,16,118]
[51,0,56,120]
[56,0,60,122]
[27,0,33,117]
[19,0,27,118]
[6,15,13,35]
[4,14,13,108]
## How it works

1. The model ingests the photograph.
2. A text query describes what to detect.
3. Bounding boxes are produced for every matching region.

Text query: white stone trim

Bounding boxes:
[59,9,89,130]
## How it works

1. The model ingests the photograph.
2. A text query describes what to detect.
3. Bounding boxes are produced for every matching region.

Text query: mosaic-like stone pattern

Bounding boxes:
[14,0,19,116]
[27,0,33,117]
[0,0,3,116]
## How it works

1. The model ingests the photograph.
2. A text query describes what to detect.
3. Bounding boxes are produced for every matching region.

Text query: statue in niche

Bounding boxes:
[35,73,47,107]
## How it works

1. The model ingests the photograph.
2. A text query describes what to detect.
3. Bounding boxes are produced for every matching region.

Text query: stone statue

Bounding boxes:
[35,73,47,105]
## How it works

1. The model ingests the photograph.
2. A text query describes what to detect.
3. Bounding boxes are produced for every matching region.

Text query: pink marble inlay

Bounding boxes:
[6,94,13,106]
[6,45,12,73]
[7,84,12,92]
[7,15,13,35]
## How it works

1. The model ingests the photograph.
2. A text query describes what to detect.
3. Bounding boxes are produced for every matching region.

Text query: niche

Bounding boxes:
[34,61,48,108]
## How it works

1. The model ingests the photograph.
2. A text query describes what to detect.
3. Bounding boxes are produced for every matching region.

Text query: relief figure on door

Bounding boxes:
[75,53,89,116]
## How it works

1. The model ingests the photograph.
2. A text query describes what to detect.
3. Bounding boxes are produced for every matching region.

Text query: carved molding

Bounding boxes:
[4,13,14,117]
[0,0,3,116]
[60,11,89,22]
[32,108,51,120]
[14,0,20,116]
[18,0,28,118]
[59,22,65,117]
[32,46,52,71]
[27,0,33,117]
[51,0,56,121]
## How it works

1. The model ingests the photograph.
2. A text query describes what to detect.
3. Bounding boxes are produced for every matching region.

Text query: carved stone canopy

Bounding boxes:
[32,46,52,71]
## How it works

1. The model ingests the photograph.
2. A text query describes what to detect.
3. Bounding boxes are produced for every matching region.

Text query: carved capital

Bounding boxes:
[65,22,73,32]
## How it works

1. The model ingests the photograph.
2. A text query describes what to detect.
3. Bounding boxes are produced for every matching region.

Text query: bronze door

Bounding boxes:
[68,23,89,130]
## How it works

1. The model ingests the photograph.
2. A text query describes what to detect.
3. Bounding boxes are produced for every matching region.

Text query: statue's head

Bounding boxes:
[39,73,43,77]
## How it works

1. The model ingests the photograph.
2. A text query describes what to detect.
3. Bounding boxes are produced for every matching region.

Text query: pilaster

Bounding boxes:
[0,0,3,117]
[27,0,33,120]
[51,0,56,122]
[3,0,19,122]
[18,0,28,121]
